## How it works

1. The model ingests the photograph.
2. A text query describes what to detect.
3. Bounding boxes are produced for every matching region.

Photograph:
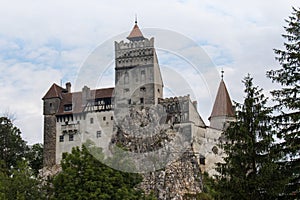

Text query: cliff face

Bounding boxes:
[140,151,202,200]
[111,107,203,200]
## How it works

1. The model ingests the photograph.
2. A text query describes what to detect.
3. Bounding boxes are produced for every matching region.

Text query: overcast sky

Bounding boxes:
[0,0,299,144]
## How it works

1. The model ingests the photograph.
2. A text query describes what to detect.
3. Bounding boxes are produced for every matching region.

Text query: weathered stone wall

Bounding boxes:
[43,115,56,167]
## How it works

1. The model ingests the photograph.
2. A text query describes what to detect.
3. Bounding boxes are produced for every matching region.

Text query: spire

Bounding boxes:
[221,69,224,79]
[209,78,234,119]
[127,17,145,41]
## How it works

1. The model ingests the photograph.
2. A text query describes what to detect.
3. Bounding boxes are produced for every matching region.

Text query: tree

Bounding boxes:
[266,7,300,199]
[0,160,43,200]
[214,75,286,199]
[26,143,43,176]
[51,143,156,200]
[0,117,28,171]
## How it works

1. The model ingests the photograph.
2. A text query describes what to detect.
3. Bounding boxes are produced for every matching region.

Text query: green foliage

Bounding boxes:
[26,143,43,176]
[201,172,217,199]
[0,117,46,199]
[214,75,286,200]
[0,117,28,170]
[183,192,213,200]
[0,160,43,200]
[266,7,300,199]
[51,144,155,200]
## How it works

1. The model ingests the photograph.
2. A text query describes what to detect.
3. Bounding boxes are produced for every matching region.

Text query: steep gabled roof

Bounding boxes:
[56,87,114,115]
[209,79,234,119]
[42,83,64,100]
[127,21,145,41]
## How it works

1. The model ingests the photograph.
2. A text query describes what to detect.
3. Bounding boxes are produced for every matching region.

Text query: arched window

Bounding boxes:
[124,72,129,84]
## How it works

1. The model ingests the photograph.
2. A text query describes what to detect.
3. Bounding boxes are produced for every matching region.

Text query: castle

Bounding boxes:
[42,21,235,198]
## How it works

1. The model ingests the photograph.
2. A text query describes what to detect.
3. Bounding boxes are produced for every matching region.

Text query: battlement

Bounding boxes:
[114,38,157,69]
[115,37,154,51]
[158,95,190,104]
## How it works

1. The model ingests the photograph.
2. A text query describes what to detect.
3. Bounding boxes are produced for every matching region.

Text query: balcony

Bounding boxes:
[61,123,79,134]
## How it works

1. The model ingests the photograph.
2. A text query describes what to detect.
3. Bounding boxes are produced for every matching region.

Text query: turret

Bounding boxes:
[42,83,64,167]
[209,71,235,130]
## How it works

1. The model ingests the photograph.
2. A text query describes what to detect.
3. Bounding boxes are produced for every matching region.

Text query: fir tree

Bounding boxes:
[266,7,300,199]
[215,75,286,200]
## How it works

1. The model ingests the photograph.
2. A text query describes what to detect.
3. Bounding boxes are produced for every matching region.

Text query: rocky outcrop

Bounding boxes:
[111,106,203,199]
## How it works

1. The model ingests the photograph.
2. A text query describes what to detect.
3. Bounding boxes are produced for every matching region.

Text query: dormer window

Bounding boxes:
[64,104,72,111]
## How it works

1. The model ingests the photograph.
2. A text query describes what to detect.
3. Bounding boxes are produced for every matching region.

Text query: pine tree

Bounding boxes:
[214,75,286,200]
[266,7,300,199]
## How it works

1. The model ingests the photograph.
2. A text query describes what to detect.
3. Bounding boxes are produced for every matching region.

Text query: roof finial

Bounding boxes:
[221,69,224,79]
[135,14,137,24]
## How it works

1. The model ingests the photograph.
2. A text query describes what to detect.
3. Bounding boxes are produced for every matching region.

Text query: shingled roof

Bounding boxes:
[209,79,234,119]
[42,83,64,100]
[56,87,114,115]
[127,21,145,41]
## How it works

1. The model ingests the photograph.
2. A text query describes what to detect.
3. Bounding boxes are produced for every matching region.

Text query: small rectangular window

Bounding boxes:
[199,156,205,165]
[111,116,113,120]
[90,118,94,124]
[103,116,106,121]
[64,104,72,111]
[96,131,101,138]
[128,99,131,104]
[59,135,64,142]
[69,134,74,141]
[140,98,144,104]
[140,87,146,92]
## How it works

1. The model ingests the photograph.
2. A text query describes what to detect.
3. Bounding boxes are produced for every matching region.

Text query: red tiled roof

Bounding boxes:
[91,88,114,99]
[56,87,114,115]
[42,83,64,100]
[209,80,234,118]
[127,23,144,41]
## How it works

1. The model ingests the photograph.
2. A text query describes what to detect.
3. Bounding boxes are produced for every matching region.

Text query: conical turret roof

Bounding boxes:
[209,79,234,119]
[127,20,145,41]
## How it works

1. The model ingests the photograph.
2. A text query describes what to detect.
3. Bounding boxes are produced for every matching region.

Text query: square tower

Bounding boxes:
[114,22,163,107]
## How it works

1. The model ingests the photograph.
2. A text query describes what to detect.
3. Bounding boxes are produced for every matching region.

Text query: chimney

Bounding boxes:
[66,82,71,93]
[192,101,197,109]
[82,86,91,105]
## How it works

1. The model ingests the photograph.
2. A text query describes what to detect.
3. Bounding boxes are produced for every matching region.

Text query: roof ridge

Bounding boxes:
[209,79,234,119]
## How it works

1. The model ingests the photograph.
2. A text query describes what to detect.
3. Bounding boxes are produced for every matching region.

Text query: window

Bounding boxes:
[96,131,101,138]
[128,99,131,104]
[64,104,72,111]
[90,118,94,124]
[199,155,205,165]
[69,134,74,141]
[49,103,53,107]
[59,135,64,142]
[140,98,144,104]
[124,88,130,93]
[103,116,106,121]
[124,72,129,84]
[141,70,145,81]
[111,116,113,120]
[140,87,146,92]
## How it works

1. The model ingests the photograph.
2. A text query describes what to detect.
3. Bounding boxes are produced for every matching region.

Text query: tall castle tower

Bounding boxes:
[42,83,65,167]
[114,20,163,107]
